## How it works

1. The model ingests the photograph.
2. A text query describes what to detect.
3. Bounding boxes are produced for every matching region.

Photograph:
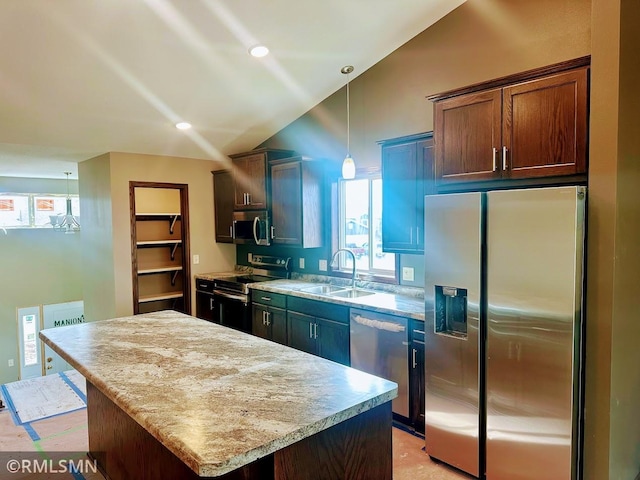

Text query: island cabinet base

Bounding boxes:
[86,381,392,480]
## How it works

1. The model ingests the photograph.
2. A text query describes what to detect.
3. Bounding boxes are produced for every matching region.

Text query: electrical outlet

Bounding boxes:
[299,258,305,269]
[319,259,328,271]
[8,359,14,367]
[402,267,415,282]
[193,254,200,265]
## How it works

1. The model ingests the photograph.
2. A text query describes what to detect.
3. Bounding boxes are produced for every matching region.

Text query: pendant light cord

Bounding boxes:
[346,72,350,154]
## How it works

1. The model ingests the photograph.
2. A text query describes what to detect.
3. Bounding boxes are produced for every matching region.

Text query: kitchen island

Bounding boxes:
[39,310,397,479]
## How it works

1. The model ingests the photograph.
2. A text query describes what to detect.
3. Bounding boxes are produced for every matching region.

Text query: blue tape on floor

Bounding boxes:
[59,371,87,404]
[22,422,40,441]
[1,383,22,425]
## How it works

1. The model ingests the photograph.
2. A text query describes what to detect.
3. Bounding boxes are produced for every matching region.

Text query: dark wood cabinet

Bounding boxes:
[212,170,233,243]
[270,156,323,248]
[380,132,434,254]
[287,311,318,356]
[434,90,501,185]
[195,279,216,322]
[409,321,425,434]
[316,317,350,366]
[286,296,350,366]
[430,58,589,188]
[229,148,295,211]
[251,291,287,345]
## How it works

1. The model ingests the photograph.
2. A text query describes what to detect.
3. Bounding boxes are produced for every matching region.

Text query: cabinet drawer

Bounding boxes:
[251,291,287,309]
[195,279,214,293]
[411,320,425,342]
[287,296,349,324]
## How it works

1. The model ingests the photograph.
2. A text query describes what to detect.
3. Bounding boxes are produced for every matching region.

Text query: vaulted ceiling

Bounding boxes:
[0,0,465,178]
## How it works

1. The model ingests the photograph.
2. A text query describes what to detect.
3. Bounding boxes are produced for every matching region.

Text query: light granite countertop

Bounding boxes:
[249,279,425,321]
[39,311,397,477]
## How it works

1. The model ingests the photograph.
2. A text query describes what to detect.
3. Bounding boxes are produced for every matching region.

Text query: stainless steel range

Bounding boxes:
[195,255,290,333]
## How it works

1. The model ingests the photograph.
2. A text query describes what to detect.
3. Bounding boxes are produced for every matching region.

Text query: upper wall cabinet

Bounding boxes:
[230,148,295,211]
[430,57,589,189]
[212,170,233,243]
[380,132,434,254]
[270,156,323,248]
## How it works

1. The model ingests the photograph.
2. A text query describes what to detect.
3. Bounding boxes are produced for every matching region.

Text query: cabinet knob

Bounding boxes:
[47,357,53,363]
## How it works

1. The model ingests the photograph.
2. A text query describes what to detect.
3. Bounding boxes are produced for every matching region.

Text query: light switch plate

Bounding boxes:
[299,258,305,269]
[193,254,200,265]
[319,259,328,271]
[8,359,14,367]
[402,267,415,282]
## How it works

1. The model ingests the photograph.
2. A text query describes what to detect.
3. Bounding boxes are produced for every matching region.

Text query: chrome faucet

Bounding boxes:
[330,248,357,289]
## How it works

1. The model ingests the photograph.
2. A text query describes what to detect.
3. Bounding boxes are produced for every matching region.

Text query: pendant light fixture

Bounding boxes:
[341,65,356,179]
[52,172,80,234]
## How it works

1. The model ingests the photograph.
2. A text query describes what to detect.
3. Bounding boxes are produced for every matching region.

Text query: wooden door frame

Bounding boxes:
[129,181,191,315]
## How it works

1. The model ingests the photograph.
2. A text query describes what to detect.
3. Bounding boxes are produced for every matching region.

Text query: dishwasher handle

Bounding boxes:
[351,314,406,332]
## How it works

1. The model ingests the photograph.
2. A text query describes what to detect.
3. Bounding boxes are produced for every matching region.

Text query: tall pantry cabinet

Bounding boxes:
[130,182,191,315]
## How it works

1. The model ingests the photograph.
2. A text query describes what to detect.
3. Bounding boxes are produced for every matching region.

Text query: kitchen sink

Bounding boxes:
[301,284,348,295]
[329,288,376,298]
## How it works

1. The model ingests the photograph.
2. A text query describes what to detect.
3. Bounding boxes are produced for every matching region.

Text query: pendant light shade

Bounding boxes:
[342,154,356,179]
[341,65,355,179]
[51,172,80,233]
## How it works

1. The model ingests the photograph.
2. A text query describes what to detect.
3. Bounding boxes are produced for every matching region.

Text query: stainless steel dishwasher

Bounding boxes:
[349,308,409,417]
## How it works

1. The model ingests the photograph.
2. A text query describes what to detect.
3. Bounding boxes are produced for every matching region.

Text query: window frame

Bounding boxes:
[0,192,80,229]
[331,168,399,284]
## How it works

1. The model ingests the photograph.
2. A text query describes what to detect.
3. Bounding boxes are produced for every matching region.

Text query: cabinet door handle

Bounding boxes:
[492,147,497,172]
[210,298,214,310]
[416,226,420,245]
[412,348,417,369]
[266,312,271,326]
[261,296,271,302]
[409,227,413,244]
[270,225,275,240]
[314,323,318,339]
[309,323,313,339]
[262,310,266,325]
[229,225,233,237]
[502,146,508,170]
[247,193,251,205]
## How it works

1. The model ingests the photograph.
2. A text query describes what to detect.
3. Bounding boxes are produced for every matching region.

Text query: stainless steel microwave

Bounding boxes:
[232,211,271,245]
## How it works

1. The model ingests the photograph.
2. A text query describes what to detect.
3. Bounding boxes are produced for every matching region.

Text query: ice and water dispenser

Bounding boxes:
[434,285,468,338]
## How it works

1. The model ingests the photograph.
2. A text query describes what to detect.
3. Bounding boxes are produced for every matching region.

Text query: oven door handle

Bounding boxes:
[213,290,248,303]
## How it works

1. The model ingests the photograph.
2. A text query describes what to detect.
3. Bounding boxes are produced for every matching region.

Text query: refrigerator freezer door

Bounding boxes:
[424,192,483,477]
[485,186,585,480]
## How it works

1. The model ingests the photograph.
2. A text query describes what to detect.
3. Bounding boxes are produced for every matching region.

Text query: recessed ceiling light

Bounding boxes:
[175,122,192,130]
[249,45,269,58]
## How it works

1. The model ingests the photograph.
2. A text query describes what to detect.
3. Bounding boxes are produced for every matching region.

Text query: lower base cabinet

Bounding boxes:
[409,320,425,433]
[286,296,350,366]
[251,292,288,345]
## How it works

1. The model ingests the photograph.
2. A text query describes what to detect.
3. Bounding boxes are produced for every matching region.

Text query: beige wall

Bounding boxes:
[589,1,640,479]
[0,177,83,384]
[79,152,235,320]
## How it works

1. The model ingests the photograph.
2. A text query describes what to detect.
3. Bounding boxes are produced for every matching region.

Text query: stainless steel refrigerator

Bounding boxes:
[423,186,585,480]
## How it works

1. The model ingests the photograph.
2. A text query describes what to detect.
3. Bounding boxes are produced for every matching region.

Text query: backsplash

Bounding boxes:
[237,244,426,288]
